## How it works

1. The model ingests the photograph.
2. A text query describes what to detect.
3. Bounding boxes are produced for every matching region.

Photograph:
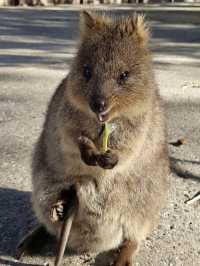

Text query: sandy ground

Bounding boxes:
[0,4,200,266]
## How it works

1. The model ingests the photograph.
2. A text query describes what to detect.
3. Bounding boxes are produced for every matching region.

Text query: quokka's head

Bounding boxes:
[67,11,154,123]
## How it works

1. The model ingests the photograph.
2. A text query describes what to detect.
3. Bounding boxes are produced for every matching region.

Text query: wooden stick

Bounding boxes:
[54,208,76,266]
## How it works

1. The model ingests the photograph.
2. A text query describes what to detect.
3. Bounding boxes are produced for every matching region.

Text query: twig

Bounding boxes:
[169,138,186,147]
[185,192,200,205]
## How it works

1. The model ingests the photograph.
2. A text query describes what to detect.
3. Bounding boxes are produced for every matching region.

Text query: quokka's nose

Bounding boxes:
[90,97,108,114]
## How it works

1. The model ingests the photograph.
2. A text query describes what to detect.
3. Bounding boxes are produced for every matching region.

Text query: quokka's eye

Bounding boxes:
[83,65,92,82]
[119,71,129,83]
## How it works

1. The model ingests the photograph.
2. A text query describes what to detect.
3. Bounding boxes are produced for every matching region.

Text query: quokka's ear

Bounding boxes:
[80,11,111,38]
[117,14,150,45]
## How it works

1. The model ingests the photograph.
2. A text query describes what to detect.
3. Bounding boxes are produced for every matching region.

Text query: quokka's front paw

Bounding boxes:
[78,136,98,166]
[96,150,118,169]
[50,200,67,222]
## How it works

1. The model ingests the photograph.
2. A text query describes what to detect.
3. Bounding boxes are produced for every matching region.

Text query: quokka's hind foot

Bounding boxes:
[112,240,137,266]
[96,150,118,169]
[50,187,78,223]
[50,200,68,222]
[16,225,51,260]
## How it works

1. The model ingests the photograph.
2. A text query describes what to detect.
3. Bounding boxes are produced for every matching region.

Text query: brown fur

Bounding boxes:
[31,11,170,264]
[115,240,137,266]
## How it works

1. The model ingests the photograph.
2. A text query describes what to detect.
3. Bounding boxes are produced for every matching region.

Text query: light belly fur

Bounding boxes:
[67,210,123,253]
[67,179,123,253]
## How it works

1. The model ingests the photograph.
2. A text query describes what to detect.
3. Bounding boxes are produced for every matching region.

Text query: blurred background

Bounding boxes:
[0,0,200,7]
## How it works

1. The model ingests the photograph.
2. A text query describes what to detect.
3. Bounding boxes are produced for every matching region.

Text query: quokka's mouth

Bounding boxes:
[97,109,111,123]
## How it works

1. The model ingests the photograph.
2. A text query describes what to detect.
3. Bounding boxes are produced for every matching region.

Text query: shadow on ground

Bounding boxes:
[0,188,60,262]
[0,188,34,257]
[0,188,114,266]
[171,157,200,183]
[0,8,79,68]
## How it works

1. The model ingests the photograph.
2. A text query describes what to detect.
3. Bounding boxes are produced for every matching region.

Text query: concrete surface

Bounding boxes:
[0,5,200,266]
